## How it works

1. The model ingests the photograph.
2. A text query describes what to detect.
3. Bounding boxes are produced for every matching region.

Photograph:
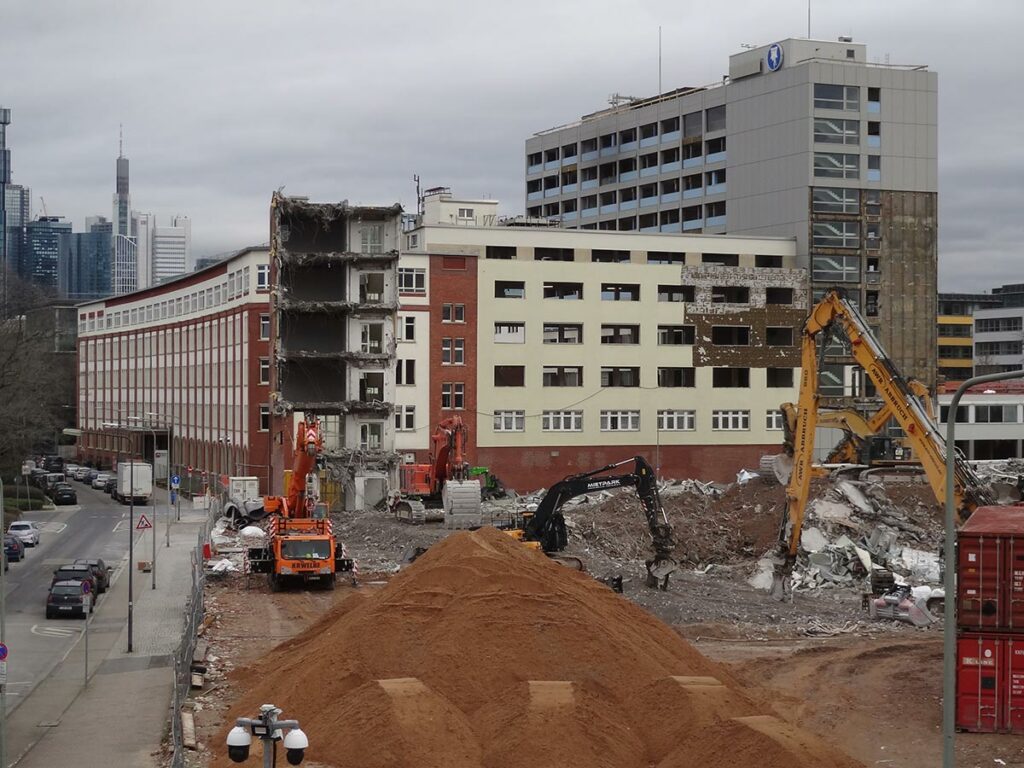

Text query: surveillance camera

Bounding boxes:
[227,726,252,763]
[284,728,309,765]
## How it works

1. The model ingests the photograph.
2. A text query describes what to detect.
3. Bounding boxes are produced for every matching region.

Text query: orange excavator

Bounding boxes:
[388,415,483,522]
[247,416,354,590]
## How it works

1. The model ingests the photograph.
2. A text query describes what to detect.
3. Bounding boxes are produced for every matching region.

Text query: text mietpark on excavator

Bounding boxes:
[247,416,354,590]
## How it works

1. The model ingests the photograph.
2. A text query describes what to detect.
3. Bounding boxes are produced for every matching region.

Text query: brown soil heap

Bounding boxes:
[214,527,863,768]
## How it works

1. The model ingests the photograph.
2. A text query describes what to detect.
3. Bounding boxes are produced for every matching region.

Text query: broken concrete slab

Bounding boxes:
[836,481,874,516]
[800,527,828,553]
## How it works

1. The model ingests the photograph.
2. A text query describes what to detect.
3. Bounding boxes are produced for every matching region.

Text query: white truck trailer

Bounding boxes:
[115,461,153,505]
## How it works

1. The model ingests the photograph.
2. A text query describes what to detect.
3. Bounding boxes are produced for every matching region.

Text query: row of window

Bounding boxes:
[813,152,882,182]
[487,408,781,433]
[490,280,794,304]
[489,322,794,347]
[813,118,881,148]
[813,84,882,113]
[812,187,881,216]
[482,249,784,267]
[435,366,795,390]
[528,144,727,195]
[80,264,268,333]
[527,107,727,170]
[940,404,1024,424]
[527,200,728,228]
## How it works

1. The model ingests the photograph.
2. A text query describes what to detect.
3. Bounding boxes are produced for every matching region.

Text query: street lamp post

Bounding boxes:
[103,423,136,653]
[144,412,174,549]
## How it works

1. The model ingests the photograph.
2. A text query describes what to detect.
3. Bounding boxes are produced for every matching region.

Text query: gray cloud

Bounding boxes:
[2,0,1021,290]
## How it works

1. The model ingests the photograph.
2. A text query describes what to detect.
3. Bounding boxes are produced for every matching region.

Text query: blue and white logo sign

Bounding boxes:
[766,43,784,72]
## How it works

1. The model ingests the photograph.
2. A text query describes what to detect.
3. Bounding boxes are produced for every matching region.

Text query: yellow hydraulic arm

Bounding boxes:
[771,290,993,598]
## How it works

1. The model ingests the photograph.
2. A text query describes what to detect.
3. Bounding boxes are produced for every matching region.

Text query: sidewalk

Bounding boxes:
[8,494,209,768]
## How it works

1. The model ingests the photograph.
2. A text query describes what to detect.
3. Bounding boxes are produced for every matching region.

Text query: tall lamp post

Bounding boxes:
[128,416,159,590]
[145,412,174,550]
[102,422,137,653]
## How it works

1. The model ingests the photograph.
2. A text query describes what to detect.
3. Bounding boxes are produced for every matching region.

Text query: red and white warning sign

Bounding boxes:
[136,514,153,531]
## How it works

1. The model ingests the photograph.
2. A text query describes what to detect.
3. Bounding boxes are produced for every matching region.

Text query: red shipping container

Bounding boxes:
[957,633,1003,733]
[958,506,1024,631]
[1007,636,1024,733]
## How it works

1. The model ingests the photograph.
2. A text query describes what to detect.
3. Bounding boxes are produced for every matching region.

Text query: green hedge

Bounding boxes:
[4,497,47,512]
[3,485,46,501]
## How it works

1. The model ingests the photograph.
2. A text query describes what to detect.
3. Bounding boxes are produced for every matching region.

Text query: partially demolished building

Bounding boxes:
[269,194,403,509]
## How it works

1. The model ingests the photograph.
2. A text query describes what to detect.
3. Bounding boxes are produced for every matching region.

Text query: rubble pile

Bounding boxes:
[212,528,864,768]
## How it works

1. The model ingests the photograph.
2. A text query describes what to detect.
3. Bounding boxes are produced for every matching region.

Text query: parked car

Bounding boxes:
[29,468,48,488]
[85,469,99,483]
[74,467,91,481]
[50,565,97,608]
[46,580,89,619]
[3,535,24,562]
[91,473,110,490]
[73,558,110,593]
[7,521,40,547]
[51,484,77,505]
[103,477,117,495]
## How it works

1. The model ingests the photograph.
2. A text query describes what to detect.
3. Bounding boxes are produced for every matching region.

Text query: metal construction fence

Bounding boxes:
[169,508,217,767]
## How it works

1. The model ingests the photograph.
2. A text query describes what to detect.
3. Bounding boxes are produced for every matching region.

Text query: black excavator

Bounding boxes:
[504,456,678,590]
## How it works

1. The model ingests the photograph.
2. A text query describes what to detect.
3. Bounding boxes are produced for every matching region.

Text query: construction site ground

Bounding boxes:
[187,478,1024,768]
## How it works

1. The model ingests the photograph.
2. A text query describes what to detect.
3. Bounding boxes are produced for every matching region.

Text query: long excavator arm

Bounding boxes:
[523,456,678,588]
[771,290,994,598]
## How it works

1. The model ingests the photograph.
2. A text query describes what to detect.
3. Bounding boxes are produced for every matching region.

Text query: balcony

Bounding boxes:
[620,170,638,182]
[640,224,659,233]
[866,270,880,284]
[619,199,637,211]
[599,203,618,215]
[544,187,560,198]
[660,223,682,233]
[683,156,703,169]
[581,150,598,162]
[527,163,542,174]
[581,179,598,190]
[867,169,881,182]
[582,207,598,218]
[562,211,578,221]
[706,151,726,164]
[640,195,659,208]
[544,160,560,171]
[660,192,680,204]
[562,183,577,194]
[868,100,880,113]
[620,140,638,152]
[868,136,881,149]
[640,166,659,178]
[600,146,617,157]
[640,135,659,148]
[705,183,726,196]
[683,186,703,199]
[660,161,681,173]
[562,153,577,165]
[683,219,702,231]
[661,130,680,143]
[527,190,543,201]
[705,214,726,227]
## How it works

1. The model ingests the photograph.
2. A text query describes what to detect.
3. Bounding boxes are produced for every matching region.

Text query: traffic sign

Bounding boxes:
[136,514,153,531]
[0,642,9,661]
[187,465,193,473]
[0,660,8,684]
[171,474,181,490]
[81,581,91,595]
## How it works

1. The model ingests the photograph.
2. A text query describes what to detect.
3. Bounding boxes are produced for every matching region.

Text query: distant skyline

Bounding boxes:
[1,1,1020,290]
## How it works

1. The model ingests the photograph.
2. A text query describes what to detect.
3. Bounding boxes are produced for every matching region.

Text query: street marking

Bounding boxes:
[30,625,76,638]
[36,523,66,534]
[112,520,128,533]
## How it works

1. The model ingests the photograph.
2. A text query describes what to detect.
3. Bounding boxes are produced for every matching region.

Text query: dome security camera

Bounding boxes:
[226,726,252,763]
[283,728,309,765]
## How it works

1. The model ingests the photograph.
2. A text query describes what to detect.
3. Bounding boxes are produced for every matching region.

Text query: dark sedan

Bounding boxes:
[51,483,77,505]
[3,535,24,563]
[73,558,110,593]
[46,580,89,619]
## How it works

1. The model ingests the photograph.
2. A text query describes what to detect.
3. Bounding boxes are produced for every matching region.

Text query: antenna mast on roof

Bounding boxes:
[119,124,123,158]
[658,26,662,94]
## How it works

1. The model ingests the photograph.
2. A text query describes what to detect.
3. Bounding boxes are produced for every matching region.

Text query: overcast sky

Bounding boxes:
[1,1,1018,290]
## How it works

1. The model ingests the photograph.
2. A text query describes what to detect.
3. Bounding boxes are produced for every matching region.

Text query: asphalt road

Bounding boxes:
[2,479,141,713]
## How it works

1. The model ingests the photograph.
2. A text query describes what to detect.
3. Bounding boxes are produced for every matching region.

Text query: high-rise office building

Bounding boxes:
[151,215,191,283]
[59,218,112,301]
[525,37,937,388]
[5,184,31,277]
[23,217,72,291]
[112,234,138,295]
[0,107,10,282]
[113,134,130,239]
[131,211,152,289]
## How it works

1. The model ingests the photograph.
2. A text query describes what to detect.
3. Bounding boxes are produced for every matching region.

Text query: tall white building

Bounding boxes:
[131,211,153,290]
[152,215,191,283]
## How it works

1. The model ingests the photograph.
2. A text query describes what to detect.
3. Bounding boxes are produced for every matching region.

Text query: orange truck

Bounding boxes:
[247,417,354,590]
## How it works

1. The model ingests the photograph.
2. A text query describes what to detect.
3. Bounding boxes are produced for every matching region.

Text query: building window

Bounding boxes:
[657,367,696,387]
[812,187,860,214]
[259,406,270,431]
[601,283,640,301]
[976,317,1023,333]
[441,383,465,409]
[711,286,750,304]
[442,303,466,323]
[542,410,583,432]
[535,247,575,262]
[647,251,685,265]
[706,105,726,132]
[683,111,702,137]
[486,245,517,260]
[814,118,859,145]
[395,405,416,432]
[601,367,640,387]
[658,325,695,345]
[658,410,696,431]
[543,324,583,344]
[441,338,458,364]
[767,368,795,387]
[814,83,859,111]
[399,315,416,342]
[755,255,783,269]
[259,314,271,340]
[361,323,384,354]
[398,267,425,294]
[974,405,1020,424]
[493,410,525,432]
[259,358,270,385]
[542,366,583,387]
[812,254,861,283]
[867,87,881,112]
[494,366,525,387]
[600,410,640,431]
[359,422,384,449]
[867,155,881,182]
[711,326,750,346]
[766,327,794,346]
[457,207,474,220]
[407,233,419,249]
[712,368,750,387]
[766,410,785,431]
[396,359,416,385]
[543,282,583,300]
[256,264,270,290]
[814,152,859,179]
[494,322,526,343]
[658,284,695,302]
[360,225,383,254]
[712,410,750,431]
[600,325,640,344]
[495,280,526,299]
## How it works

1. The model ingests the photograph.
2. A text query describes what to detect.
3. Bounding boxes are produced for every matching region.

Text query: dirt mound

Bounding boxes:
[213,527,862,768]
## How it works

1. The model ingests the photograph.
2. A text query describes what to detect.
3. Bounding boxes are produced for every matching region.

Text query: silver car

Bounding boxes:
[92,473,110,489]
[7,521,40,547]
